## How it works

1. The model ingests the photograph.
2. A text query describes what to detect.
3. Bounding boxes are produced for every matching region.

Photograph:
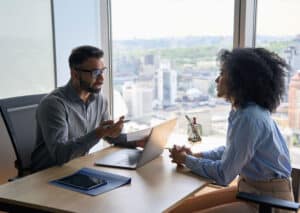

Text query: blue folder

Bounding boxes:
[50,167,131,196]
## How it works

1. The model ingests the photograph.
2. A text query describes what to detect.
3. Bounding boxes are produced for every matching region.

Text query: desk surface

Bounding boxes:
[0,147,208,213]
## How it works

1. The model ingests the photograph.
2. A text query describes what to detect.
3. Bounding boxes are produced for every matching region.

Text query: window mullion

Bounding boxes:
[234,0,257,48]
[100,0,114,118]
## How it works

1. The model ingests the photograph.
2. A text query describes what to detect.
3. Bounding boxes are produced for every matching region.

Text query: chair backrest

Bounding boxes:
[0,94,46,177]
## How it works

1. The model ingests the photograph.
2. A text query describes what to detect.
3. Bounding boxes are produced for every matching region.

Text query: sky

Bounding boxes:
[256,0,300,36]
[111,0,300,40]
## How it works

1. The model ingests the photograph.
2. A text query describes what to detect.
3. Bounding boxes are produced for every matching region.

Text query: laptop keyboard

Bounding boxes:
[114,149,142,165]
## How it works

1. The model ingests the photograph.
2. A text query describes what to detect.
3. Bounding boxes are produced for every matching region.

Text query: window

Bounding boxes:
[111,0,234,147]
[256,0,300,154]
[0,0,55,98]
[53,0,102,87]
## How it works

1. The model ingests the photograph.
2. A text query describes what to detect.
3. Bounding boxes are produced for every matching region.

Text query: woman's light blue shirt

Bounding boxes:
[185,103,292,186]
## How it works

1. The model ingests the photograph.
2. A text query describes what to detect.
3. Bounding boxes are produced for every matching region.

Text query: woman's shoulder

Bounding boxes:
[236,103,271,124]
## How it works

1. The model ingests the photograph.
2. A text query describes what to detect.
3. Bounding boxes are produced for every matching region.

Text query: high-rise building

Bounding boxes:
[153,71,159,100]
[141,54,160,76]
[122,82,153,118]
[122,82,135,117]
[292,35,300,70]
[144,54,155,65]
[144,54,160,67]
[157,61,177,108]
[114,55,141,75]
[288,71,300,131]
[284,37,300,100]
[134,87,153,117]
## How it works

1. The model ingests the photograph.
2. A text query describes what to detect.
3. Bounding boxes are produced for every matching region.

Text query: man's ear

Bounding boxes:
[71,69,79,80]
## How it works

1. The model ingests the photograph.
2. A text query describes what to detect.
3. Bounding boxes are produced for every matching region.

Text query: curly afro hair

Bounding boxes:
[217,48,289,112]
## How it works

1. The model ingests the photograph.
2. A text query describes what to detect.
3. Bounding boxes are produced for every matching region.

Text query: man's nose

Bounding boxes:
[96,73,104,81]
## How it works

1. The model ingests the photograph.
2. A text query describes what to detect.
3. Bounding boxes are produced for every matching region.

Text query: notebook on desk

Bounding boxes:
[50,167,131,196]
[95,118,177,169]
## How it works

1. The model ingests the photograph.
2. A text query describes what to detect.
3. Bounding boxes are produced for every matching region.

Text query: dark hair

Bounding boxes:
[68,45,104,69]
[217,48,289,112]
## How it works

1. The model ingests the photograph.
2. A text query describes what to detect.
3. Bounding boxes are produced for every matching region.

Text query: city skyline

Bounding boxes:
[111,0,300,146]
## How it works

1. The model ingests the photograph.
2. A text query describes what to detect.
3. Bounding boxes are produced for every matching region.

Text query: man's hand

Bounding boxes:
[96,116,125,138]
[133,134,150,148]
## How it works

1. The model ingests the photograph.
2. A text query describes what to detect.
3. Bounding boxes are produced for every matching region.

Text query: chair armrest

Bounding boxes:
[8,176,19,182]
[292,166,300,202]
[236,192,300,211]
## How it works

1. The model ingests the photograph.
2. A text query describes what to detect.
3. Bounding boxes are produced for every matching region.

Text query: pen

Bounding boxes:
[185,115,193,126]
[102,119,130,129]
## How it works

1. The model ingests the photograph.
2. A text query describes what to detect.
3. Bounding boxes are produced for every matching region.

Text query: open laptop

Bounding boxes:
[95,118,177,169]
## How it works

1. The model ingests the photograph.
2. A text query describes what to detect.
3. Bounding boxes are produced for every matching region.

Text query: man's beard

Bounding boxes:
[79,77,101,93]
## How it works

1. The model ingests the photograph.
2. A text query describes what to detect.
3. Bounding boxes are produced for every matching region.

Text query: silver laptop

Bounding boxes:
[95,118,177,169]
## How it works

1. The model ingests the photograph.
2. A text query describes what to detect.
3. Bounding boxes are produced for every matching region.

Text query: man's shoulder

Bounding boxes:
[39,87,67,109]
[97,92,107,101]
[93,92,108,106]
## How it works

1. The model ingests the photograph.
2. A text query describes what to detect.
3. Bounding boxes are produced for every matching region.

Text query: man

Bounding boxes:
[31,45,146,172]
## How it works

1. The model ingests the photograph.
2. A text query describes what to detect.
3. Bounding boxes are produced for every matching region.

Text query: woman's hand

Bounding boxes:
[169,145,188,166]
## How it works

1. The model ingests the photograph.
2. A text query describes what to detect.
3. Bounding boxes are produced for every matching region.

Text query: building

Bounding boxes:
[157,61,177,108]
[122,82,153,118]
[288,71,300,131]
[291,35,300,70]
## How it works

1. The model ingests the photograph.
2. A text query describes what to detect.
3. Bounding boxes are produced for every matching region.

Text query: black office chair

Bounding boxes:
[237,167,300,213]
[0,94,46,178]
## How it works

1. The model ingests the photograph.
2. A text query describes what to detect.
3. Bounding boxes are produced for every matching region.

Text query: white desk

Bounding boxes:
[0,147,208,213]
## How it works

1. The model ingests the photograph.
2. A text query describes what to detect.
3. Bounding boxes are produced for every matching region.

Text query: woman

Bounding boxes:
[169,48,294,213]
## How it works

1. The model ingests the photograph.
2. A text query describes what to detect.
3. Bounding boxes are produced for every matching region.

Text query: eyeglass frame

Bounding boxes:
[75,67,107,79]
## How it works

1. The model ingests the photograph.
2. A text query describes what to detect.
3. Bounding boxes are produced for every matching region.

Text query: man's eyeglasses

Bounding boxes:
[75,67,107,79]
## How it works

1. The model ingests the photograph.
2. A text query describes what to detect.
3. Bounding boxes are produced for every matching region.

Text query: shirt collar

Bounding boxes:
[228,102,263,123]
[65,80,97,104]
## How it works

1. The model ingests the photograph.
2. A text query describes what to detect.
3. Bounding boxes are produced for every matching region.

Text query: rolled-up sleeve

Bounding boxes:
[185,115,259,186]
[201,146,225,160]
